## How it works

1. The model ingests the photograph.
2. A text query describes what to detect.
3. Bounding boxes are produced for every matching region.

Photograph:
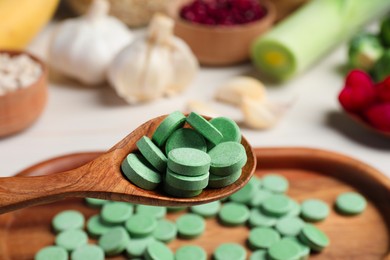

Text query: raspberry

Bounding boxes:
[364,103,390,132]
[376,76,390,103]
[338,70,376,112]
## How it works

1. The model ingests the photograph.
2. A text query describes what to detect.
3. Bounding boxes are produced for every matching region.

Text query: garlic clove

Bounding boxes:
[215,76,267,106]
[241,97,291,129]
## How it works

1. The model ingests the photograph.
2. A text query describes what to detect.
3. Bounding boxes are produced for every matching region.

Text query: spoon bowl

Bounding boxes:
[0,114,256,214]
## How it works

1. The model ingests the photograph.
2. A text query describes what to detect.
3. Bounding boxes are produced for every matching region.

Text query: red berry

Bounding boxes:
[376,76,390,103]
[338,70,376,113]
[364,103,390,132]
[345,70,373,89]
[180,0,266,25]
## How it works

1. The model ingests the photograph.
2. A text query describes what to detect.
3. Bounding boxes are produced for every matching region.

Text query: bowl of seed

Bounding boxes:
[0,50,48,137]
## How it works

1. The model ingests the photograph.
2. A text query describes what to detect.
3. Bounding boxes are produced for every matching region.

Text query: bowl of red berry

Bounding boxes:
[171,0,276,66]
[338,70,390,137]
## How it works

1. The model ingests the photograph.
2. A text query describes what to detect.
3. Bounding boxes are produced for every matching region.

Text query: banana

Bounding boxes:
[0,0,59,49]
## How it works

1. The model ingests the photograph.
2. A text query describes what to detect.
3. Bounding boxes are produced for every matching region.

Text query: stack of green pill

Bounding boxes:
[121,111,247,197]
[35,174,367,259]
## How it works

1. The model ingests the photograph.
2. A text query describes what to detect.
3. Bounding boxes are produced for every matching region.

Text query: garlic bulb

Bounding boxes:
[49,0,133,85]
[108,14,198,104]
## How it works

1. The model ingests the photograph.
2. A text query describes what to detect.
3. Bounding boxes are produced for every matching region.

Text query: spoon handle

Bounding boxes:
[0,164,93,214]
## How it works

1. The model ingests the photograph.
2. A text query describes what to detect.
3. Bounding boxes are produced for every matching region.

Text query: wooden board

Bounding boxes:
[0,147,389,260]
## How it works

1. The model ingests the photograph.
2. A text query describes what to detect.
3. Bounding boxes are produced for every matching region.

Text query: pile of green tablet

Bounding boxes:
[35,173,367,260]
[121,111,247,197]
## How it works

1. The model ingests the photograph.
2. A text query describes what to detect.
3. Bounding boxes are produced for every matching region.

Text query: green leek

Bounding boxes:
[251,0,390,81]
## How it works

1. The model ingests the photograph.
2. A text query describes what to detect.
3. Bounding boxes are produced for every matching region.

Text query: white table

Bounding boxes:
[1,25,389,178]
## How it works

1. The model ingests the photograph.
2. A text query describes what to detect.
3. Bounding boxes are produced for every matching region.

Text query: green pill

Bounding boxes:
[250,250,267,260]
[335,192,366,215]
[175,245,207,260]
[208,170,242,188]
[101,202,133,224]
[262,194,292,217]
[121,153,162,190]
[163,182,202,198]
[268,238,302,260]
[84,198,109,208]
[213,243,247,260]
[248,208,277,228]
[208,141,247,176]
[165,168,209,191]
[299,223,330,252]
[35,246,68,260]
[210,117,241,143]
[152,111,186,147]
[137,205,167,219]
[230,180,257,205]
[301,199,329,222]
[52,210,85,233]
[186,112,223,145]
[137,136,167,172]
[218,202,250,226]
[153,219,177,243]
[145,241,174,260]
[249,189,272,208]
[71,244,104,260]
[275,217,304,237]
[286,199,301,217]
[190,200,221,217]
[176,213,205,239]
[126,236,155,258]
[283,237,310,260]
[98,226,130,256]
[262,174,289,193]
[125,213,157,238]
[165,128,207,154]
[248,227,281,250]
[167,148,211,177]
[86,215,116,237]
[55,229,88,251]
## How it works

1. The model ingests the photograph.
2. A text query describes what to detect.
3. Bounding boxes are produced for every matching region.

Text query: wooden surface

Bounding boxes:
[0,114,256,213]
[172,0,276,66]
[0,147,389,259]
[0,50,47,137]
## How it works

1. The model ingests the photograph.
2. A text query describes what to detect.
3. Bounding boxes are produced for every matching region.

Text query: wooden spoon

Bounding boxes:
[0,114,256,214]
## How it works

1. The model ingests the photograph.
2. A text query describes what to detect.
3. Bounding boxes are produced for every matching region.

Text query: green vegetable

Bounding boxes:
[371,49,390,82]
[348,33,384,71]
[380,15,390,47]
[251,0,390,81]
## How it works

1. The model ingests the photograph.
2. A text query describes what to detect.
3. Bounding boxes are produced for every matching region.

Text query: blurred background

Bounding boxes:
[1,0,389,176]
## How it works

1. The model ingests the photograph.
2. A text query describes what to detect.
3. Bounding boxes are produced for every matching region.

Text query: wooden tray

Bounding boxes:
[1,148,389,260]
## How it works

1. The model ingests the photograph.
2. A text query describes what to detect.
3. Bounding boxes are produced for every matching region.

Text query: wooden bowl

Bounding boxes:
[0,50,48,138]
[171,0,276,66]
[1,147,389,259]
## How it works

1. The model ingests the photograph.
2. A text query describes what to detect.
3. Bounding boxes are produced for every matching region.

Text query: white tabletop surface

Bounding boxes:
[1,24,389,179]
